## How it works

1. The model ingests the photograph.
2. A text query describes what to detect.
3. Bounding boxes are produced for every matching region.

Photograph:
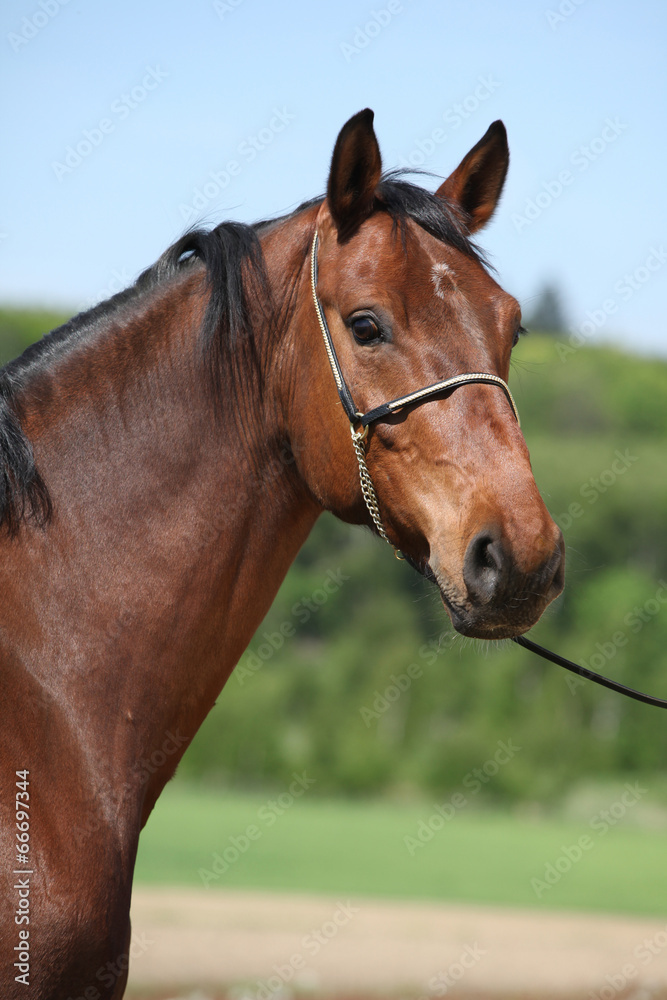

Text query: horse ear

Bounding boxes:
[435,121,509,232]
[326,109,382,243]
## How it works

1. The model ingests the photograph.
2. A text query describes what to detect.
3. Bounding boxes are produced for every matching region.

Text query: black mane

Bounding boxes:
[0,173,485,532]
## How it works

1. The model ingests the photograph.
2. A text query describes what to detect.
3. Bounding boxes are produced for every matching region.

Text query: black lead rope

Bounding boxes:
[512,634,667,709]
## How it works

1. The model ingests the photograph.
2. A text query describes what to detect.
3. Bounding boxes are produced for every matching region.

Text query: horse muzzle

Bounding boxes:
[432,526,565,640]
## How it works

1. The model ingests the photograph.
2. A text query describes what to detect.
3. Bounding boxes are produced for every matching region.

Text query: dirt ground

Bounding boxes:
[124,887,667,999]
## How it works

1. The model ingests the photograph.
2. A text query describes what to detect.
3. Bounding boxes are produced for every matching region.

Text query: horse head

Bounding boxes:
[290,110,564,639]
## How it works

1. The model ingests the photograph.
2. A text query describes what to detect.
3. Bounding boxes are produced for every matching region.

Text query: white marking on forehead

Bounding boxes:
[430,256,485,345]
[431,261,456,300]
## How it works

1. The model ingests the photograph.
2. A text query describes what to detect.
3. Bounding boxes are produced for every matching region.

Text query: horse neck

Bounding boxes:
[9,238,320,818]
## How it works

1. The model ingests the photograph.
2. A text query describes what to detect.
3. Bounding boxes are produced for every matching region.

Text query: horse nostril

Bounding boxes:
[463,530,506,605]
[547,532,565,597]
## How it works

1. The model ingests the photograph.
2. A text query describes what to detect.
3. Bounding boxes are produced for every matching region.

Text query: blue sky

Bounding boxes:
[1,0,666,355]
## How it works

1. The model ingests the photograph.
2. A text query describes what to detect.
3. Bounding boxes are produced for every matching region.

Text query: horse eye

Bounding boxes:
[350,314,382,345]
[512,324,527,348]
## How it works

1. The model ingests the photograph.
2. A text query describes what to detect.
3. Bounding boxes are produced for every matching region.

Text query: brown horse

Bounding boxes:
[0,109,563,998]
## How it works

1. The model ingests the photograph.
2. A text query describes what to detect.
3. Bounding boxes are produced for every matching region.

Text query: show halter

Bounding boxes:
[310,230,667,710]
[310,231,520,550]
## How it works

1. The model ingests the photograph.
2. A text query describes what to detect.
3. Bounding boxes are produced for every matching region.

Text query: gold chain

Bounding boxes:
[350,425,404,559]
